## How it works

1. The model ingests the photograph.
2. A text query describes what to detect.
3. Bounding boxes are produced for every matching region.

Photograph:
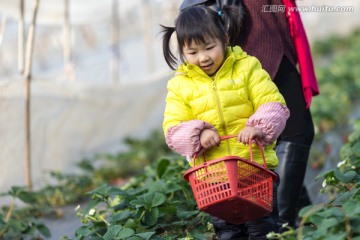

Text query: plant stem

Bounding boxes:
[4,198,15,222]
[298,203,326,239]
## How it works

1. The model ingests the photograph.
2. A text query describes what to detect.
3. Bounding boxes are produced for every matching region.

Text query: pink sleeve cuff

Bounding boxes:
[246,102,290,146]
[165,120,215,157]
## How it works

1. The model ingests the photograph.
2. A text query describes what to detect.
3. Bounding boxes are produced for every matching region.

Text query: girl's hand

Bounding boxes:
[200,129,220,149]
[237,126,265,145]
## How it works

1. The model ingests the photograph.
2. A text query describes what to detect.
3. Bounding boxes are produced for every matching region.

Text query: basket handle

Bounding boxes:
[192,134,268,168]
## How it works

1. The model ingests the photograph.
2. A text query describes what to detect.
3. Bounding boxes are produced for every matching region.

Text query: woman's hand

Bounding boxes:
[200,129,220,149]
[237,126,265,145]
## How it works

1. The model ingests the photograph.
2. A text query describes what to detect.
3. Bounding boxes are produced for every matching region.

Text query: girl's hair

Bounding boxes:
[161,5,243,70]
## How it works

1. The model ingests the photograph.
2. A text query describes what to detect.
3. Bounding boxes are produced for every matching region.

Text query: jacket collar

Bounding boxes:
[176,46,247,80]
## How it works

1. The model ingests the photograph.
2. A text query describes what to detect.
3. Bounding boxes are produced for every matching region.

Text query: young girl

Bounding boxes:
[161,5,290,239]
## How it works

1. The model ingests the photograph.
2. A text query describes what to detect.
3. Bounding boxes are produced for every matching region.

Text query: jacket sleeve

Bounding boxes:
[246,102,289,146]
[163,78,216,156]
[165,120,215,157]
[244,56,290,145]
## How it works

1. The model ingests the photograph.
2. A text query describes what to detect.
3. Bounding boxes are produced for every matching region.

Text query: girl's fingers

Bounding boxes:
[203,139,219,148]
[241,135,249,145]
[210,138,219,147]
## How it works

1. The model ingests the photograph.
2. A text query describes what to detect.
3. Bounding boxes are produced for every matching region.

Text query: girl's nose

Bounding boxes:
[199,53,210,62]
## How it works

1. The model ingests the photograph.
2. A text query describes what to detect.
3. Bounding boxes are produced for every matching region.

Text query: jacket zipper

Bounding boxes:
[212,80,232,155]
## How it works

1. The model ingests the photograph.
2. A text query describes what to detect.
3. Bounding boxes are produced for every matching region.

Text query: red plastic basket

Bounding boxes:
[184,135,278,224]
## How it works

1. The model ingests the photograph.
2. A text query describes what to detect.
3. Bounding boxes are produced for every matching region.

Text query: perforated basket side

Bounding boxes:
[184,156,275,224]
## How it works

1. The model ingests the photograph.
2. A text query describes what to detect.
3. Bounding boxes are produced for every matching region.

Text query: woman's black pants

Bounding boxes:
[273,56,315,227]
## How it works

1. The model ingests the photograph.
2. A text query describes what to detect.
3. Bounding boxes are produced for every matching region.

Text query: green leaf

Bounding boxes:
[130,198,147,208]
[315,170,334,181]
[343,200,360,217]
[135,232,156,240]
[103,225,123,240]
[164,183,183,194]
[84,198,102,213]
[334,169,356,183]
[351,218,360,234]
[143,192,166,208]
[130,192,166,209]
[333,188,358,204]
[92,221,108,229]
[349,155,360,167]
[8,186,27,198]
[318,217,338,230]
[157,159,170,179]
[110,210,131,222]
[87,184,109,197]
[177,210,199,219]
[106,186,129,197]
[331,207,344,217]
[17,191,36,204]
[104,225,135,240]
[37,224,51,238]
[113,199,129,211]
[75,226,95,237]
[118,228,135,239]
[147,180,168,193]
[128,236,143,240]
[143,208,159,226]
[340,144,353,159]
[159,205,177,218]
[191,232,211,240]
[124,218,140,229]
[308,212,324,226]
[352,142,360,157]
[298,205,321,218]
[348,130,360,142]
[325,233,347,240]
[77,159,95,172]
[126,187,147,197]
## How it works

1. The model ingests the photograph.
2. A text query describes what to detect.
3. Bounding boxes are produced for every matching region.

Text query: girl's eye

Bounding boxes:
[188,52,196,55]
[206,46,215,50]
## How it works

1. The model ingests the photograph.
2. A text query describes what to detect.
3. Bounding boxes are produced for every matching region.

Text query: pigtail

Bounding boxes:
[160,25,178,70]
[219,4,244,46]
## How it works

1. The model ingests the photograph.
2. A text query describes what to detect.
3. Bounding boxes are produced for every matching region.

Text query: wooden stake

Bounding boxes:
[63,0,74,80]
[141,0,154,74]
[24,0,40,192]
[18,0,25,75]
[110,0,120,84]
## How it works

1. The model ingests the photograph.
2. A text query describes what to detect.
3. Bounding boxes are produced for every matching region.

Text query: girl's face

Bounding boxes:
[183,36,226,76]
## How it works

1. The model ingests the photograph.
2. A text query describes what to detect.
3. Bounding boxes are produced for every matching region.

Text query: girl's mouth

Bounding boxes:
[201,63,213,70]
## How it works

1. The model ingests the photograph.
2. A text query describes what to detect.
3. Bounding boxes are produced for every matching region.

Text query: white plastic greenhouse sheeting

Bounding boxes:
[0,76,168,205]
[0,0,140,25]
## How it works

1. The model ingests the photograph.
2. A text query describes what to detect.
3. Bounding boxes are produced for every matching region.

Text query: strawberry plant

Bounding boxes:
[0,187,51,240]
[268,119,360,240]
[70,157,215,239]
[311,28,360,133]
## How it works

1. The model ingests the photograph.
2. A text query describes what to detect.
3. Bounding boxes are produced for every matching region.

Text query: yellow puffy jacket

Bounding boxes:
[163,46,286,169]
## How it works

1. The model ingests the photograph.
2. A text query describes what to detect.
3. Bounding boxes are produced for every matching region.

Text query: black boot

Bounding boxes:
[275,141,312,227]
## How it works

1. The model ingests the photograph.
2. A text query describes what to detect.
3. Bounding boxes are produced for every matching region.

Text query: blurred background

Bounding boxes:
[0,0,359,208]
[0,0,182,203]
